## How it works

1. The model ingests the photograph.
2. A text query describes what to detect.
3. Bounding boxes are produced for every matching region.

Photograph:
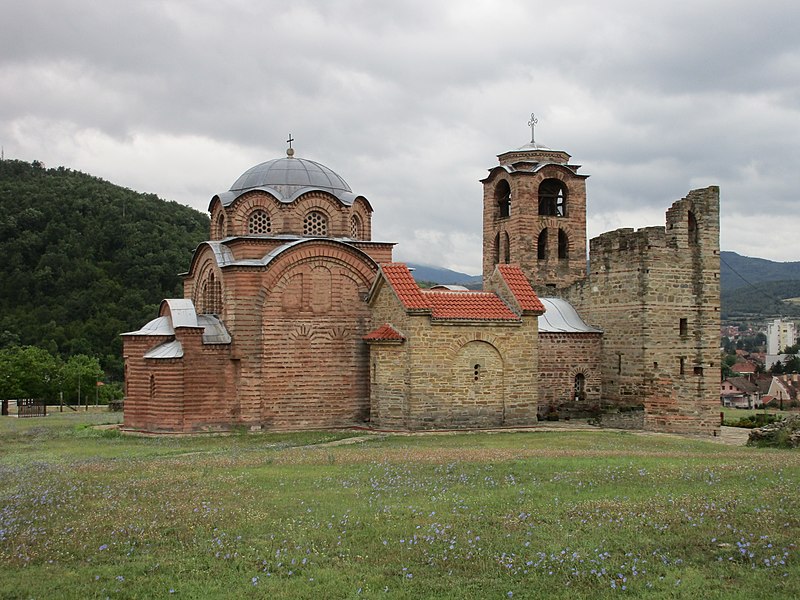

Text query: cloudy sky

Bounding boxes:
[2,0,798,274]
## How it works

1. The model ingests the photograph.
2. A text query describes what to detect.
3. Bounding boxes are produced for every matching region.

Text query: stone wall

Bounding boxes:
[567,187,721,435]
[368,281,539,430]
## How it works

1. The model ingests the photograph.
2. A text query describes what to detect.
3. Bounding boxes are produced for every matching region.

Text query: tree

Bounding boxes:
[0,345,62,401]
[60,354,104,405]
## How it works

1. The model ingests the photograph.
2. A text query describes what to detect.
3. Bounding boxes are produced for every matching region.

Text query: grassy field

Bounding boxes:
[1,414,799,599]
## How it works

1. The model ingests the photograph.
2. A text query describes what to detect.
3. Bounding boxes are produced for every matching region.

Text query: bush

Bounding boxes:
[724,413,784,428]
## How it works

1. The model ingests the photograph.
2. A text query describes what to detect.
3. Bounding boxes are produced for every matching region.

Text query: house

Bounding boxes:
[720,377,759,408]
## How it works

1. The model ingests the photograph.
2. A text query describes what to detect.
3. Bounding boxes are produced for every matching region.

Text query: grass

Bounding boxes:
[1,414,799,599]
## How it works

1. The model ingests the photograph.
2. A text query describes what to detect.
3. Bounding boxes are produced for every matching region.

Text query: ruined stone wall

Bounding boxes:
[567,187,721,435]
[538,332,602,416]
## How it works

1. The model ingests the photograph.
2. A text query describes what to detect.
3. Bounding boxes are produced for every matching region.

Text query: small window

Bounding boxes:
[617,353,623,375]
[350,214,362,239]
[503,232,511,264]
[248,209,271,234]
[216,212,226,238]
[304,211,328,236]
[688,211,698,245]
[679,318,688,337]
[679,357,685,375]
[494,233,501,266]
[473,363,481,382]
[694,366,704,376]
[537,229,548,260]
[574,373,586,401]
[558,229,568,260]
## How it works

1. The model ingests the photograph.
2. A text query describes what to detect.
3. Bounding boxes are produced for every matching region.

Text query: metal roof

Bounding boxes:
[538,298,602,333]
[216,156,357,207]
[143,340,184,359]
[197,315,232,344]
[122,301,232,346]
[162,299,199,328]
[122,316,173,336]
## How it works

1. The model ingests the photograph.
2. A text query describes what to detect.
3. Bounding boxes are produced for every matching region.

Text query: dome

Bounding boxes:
[219,156,356,206]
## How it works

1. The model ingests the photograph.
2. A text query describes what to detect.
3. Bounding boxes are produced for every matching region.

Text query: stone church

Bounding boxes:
[122,134,720,436]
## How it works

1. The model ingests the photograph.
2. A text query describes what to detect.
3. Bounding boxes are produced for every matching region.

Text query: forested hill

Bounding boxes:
[0,159,209,379]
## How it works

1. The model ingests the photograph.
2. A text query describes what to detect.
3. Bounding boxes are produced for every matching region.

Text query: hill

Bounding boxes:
[720,252,800,319]
[0,159,209,379]
[721,251,800,292]
[407,263,482,288]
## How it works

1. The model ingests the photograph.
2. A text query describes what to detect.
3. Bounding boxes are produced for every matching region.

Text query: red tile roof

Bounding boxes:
[378,263,520,322]
[496,265,545,313]
[363,323,405,341]
[380,263,428,310]
[424,291,519,321]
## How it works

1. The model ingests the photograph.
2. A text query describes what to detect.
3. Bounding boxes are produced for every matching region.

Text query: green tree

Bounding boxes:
[0,345,62,401]
[60,354,104,405]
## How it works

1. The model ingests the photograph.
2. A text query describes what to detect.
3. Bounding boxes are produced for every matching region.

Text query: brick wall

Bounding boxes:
[538,332,602,416]
[482,149,588,290]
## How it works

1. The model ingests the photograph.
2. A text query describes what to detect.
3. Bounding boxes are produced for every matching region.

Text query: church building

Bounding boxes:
[122,131,720,436]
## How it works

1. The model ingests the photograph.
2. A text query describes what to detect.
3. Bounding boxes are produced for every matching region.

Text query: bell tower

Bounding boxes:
[481,117,589,291]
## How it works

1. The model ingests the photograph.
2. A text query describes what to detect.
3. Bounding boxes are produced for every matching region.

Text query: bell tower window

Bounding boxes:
[496,180,511,218]
[538,179,567,217]
[558,229,569,260]
[537,229,548,260]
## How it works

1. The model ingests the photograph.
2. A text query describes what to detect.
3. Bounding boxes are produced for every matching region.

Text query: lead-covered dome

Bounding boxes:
[216,156,357,206]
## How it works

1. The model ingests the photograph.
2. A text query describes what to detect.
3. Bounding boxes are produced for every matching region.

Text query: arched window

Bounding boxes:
[574,373,586,401]
[350,214,362,239]
[199,271,222,315]
[248,209,271,234]
[494,232,500,265]
[538,179,567,217]
[496,180,511,218]
[537,228,548,260]
[688,211,698,245]
[503,231,511,264]
[215,212,226,238]
[558,229,569,260]
[304,210,328,236]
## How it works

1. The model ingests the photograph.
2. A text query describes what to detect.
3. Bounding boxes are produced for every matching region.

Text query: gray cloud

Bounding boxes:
[2,0,799,272]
